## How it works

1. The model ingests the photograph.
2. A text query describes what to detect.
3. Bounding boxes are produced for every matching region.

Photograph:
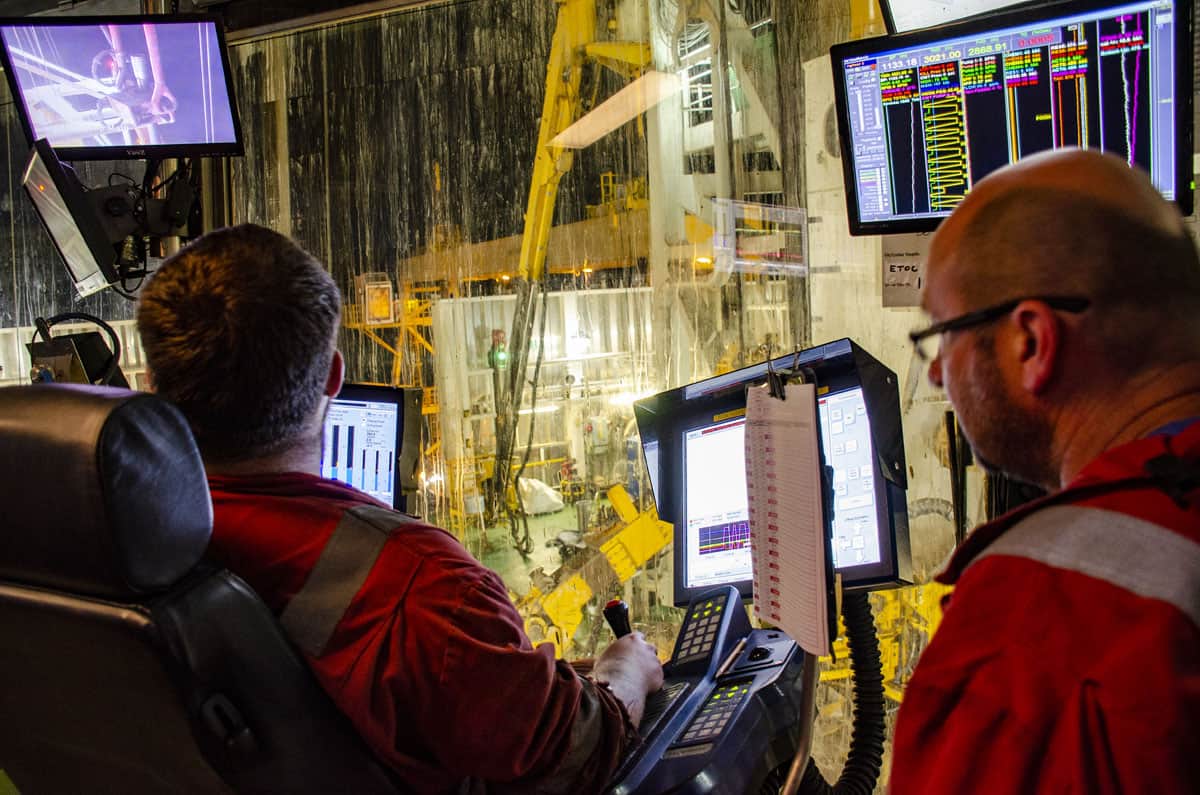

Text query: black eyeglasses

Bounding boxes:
[909,295,1091,362]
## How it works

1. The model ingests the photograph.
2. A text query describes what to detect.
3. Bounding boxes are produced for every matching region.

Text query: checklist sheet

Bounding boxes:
[743,382,832,656]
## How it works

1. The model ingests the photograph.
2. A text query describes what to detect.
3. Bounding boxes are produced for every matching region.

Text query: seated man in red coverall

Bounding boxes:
[136,223,664,794]
[892,148,1200,794]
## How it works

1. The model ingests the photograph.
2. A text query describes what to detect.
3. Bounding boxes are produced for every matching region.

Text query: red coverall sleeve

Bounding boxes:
[891,652,1046,794]
[891,606,1200,795]
[396,557,636,792]
[1059,617,1200,795]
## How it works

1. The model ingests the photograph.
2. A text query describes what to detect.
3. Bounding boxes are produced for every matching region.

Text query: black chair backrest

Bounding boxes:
[0,384,397,793]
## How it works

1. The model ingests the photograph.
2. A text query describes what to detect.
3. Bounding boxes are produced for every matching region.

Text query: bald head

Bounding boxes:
[927,149,1200,366]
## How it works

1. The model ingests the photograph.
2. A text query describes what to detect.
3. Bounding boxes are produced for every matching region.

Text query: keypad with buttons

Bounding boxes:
[674,597,724,663]
[675,680,752,745]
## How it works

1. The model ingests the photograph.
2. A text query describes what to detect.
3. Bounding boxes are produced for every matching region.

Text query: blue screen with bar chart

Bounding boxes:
[321,390,402,509]
[831,0,1192,234]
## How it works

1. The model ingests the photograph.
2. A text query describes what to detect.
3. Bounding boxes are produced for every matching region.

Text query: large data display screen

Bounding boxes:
[0,16,243,160]
[832,0,1192,234]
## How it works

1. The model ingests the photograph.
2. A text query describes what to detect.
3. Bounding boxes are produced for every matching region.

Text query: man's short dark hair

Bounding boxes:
[138,224,341,461]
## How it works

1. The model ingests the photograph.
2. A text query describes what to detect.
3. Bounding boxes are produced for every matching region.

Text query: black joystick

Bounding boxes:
[604,598,632,638]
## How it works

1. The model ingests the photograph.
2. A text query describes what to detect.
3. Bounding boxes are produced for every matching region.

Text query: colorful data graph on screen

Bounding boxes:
[918,61,969,210]
[839,0,1180,227]
[697,521,752,555]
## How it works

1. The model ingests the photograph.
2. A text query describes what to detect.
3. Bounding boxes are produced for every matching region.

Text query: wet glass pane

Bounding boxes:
[218,3,958,789]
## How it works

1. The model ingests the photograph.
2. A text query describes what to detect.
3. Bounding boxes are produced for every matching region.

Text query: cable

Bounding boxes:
[141,157,162,194]
[113,266,150,300]
[509,286,550,556]
[150,158,192,193]
[796,591,886,795]
[31,312,123,385]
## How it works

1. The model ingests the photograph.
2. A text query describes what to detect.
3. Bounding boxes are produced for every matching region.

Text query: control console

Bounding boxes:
[606,586,808,794]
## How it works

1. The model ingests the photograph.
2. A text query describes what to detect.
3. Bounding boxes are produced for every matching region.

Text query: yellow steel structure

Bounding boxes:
[817,582,953,702]
[515,3,650,285]
[516,0,598,285]
[493,0,650,527]
[599,485,673,582]
[850,0,887,39]
[521,484,672,657]
[343,287,441,483]
[348,2,653,538]
[538,574,594,654]
[584,41,650,80]
[343,286,436,391]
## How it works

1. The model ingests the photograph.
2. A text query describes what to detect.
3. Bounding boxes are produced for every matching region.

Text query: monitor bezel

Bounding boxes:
[0,14,245,161]
[832,0,1195,236]
[326,383,412,512]
[636,339,910,607]
[879,0,1045,34]
[22,138,121,297]
[669,377,900,607]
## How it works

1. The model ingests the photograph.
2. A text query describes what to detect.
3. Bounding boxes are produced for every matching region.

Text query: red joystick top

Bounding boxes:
[603,599,632,638]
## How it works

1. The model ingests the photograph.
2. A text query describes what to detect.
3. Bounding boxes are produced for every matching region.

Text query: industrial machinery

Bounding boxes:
[26,311,128,387]
[517,483,672,659]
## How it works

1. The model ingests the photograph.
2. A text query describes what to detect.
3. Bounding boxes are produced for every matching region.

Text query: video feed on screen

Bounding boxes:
[0,19,239,153]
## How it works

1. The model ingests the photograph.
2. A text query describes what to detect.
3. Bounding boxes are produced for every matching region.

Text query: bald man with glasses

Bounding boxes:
[889,149,1200,794]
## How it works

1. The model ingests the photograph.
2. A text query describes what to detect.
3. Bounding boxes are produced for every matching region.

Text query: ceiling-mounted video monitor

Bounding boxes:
[831,0,1193,235]
[881,0,1040,33]
[0,15,244,161]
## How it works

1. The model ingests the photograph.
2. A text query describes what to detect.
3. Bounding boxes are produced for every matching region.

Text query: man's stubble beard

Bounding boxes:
[953,339,1059,492]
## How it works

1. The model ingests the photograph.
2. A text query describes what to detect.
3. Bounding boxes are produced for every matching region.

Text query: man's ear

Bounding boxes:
[142,367,156,393]
[1012,301,1061,395]
[325,349,344,397]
